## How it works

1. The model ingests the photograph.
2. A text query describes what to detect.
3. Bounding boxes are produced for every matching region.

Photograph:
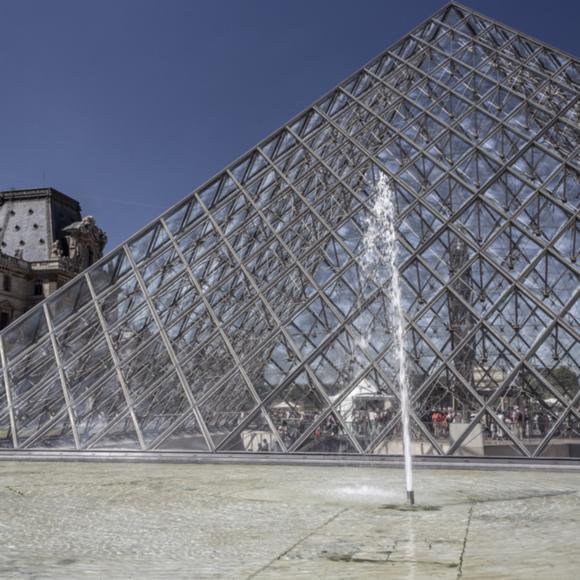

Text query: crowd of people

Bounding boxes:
[268,407,314,447]
[349,408,393,438]
[248,402,579,452]
[491,407,552,440]
[259,406,391,450]
[423,406,570,440]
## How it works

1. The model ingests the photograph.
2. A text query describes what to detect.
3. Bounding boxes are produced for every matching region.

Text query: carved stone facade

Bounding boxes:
[0,188,107,328]
[62,216,107,270]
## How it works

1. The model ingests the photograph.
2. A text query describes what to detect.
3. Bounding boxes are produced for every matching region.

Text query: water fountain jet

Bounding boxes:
[362,173,414,506]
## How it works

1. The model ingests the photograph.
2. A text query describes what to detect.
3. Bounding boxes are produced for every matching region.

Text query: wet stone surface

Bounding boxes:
[0,462,579,578]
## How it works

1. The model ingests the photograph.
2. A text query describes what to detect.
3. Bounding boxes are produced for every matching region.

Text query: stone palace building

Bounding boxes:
[0,188,106,329]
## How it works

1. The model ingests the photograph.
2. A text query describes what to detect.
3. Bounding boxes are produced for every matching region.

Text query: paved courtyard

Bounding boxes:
[1,461,579,578]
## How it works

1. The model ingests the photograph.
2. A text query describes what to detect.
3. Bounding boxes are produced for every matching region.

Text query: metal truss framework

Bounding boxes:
[0,2,578,459]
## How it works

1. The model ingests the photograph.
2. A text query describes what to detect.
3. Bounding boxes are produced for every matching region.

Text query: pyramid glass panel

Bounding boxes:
[0,2,578,459]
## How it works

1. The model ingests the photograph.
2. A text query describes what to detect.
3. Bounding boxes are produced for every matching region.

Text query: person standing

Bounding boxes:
[497,411,505,440]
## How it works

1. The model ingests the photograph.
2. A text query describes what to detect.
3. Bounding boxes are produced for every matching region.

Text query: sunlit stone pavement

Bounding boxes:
[1,461,579,578]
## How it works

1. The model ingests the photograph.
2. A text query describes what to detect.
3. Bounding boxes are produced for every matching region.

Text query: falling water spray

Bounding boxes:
[362,173,414,505]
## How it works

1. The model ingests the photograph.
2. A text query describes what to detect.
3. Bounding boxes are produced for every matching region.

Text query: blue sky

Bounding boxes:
[1,0,578,250]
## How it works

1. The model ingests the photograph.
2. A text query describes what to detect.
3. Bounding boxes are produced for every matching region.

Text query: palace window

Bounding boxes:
[0,311,10,329]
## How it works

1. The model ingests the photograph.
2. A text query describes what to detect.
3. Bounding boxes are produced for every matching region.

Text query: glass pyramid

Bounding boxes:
[0,2,578,459]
